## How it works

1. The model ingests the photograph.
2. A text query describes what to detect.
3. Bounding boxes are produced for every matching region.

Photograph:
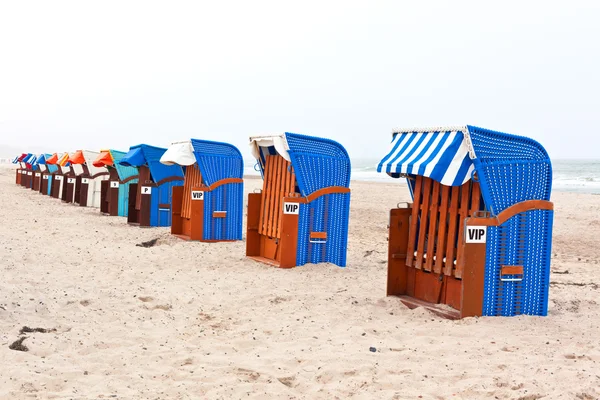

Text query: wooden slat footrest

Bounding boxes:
[396,295,461,320]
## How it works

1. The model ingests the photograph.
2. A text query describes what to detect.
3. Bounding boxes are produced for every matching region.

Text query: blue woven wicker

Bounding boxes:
[465,126,553,316]
[378,125,553,316]
[252,133,351,267]
[120,144,184,227]
[190,139,244,241]
[109,150,139,217]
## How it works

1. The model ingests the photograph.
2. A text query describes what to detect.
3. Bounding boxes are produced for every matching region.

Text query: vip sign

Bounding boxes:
[43,175,49,180]
[466,226,487,243]
[191,191,204,200]
[27,172,32,176]
[55,175,63,181]
[35,173,41,177]
[82,178,89,184]
[141,186,152,195]
[67,178,76,184]
[283,202,300,215]
[110,181,119,188]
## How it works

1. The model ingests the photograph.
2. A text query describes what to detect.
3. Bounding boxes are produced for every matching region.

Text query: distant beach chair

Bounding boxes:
[13,154,27,185]
[246,133,351,268]
[160,139,244,241]
[38,154,58,196]
[92,149,139,217]
[377,125,553,318]
[31,154,46,192]
[22,154,37,189]
[119,144,184,227]
[54,153,72,202]
[69,150,110,208]
[46,153,63,198]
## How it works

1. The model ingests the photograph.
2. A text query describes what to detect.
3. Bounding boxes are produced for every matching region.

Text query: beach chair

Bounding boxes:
[160,139,243,241]
[31,154,46,192]
[377,125,553,318]
[53,153,72,201]
[69,150,110,208]
[14,153,27,185]
[246,133,351,268]
[22,154,37,189]
[92,149,139,217]
[119,144,184,227]
[38,154,58,196]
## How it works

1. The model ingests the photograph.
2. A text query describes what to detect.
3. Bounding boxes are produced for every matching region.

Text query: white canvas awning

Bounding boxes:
[249,134,291,162]
[160,141,196,166]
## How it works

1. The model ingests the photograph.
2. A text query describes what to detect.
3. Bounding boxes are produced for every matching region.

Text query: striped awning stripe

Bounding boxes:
[377,128,475,186]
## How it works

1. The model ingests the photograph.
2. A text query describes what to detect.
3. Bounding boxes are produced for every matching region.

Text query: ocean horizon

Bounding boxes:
[244,158,600,194]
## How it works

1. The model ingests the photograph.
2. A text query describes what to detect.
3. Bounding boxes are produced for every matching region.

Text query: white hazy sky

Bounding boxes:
[1,1,599,160]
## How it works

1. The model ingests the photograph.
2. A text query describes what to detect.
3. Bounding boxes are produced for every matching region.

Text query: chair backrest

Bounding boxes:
[406,176,482,279]
[258,154,297,239]
[181,164,203,219]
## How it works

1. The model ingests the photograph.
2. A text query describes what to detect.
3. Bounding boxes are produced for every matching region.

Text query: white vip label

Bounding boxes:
[27,172,32,176]
[55,175,63,181]
[67,178,76,184]
[466,226,487,243]
[35,173,41,177]
[82,178,89,184]
[110,181,119,188]
[43,175,49,180]
[20,170,25,174]
[283,202,300,215]
[141,186,152,195]
[191,191,204,200]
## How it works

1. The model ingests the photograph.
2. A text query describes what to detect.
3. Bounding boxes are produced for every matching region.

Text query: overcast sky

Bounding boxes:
[1,1,598,161]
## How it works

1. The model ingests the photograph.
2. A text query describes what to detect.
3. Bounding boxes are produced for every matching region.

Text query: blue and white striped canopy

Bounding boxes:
[377,127,475,186]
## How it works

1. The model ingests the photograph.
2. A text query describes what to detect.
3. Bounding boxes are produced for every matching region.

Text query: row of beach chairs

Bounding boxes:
[13,126,554,319]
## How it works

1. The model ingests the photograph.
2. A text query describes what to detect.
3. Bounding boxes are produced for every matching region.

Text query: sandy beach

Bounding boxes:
[1,165,599,399]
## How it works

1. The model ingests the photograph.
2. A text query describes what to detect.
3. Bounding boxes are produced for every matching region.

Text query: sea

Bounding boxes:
[244,158,600,194]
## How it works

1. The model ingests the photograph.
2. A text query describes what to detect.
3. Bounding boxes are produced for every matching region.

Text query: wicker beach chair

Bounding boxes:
[92,150,139,217]
[68,150,110,208]
[119,144,184,227]
[160,139,244,241]
[14,153,28,186]
[378,125,553,318]
[38,154,58,196]
[31,154,47,192]
[247,133,351,268]
[21,154,37,189]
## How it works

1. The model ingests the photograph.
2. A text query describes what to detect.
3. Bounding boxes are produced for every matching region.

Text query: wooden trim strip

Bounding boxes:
[283,186,351,204]
[120,175,139,184]
[434,185,449,274]
[501,265,524,276]
[406,176,422,268]
[155,176,185,187]
[310,232,327,240]
[213,211,227,218]
[415,178,431,270]
[201,177,244,192]
[425,180,440,272]
[467,200,554,226]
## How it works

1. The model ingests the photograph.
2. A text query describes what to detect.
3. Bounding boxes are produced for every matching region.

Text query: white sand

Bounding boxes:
[1,166,599,399]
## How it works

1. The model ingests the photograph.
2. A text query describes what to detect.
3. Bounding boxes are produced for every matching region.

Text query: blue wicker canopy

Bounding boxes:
[120,144,183,183]
[190,139,244,187]
[250,132,351,197]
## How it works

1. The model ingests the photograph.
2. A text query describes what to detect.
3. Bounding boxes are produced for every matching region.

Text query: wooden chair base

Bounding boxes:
[396,295,461,320]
